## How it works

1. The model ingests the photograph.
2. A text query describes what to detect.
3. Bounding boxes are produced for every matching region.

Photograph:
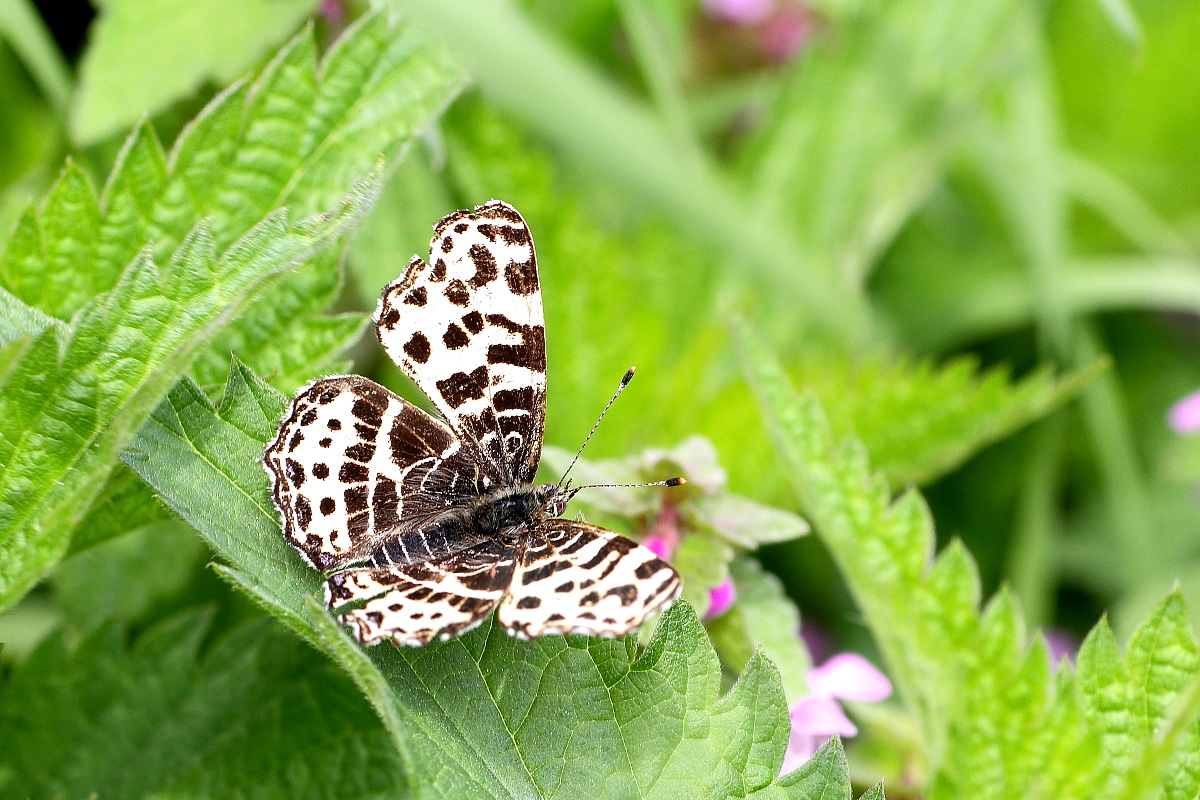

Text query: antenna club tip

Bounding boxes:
[665,477,686,487]
[622,367,636,385]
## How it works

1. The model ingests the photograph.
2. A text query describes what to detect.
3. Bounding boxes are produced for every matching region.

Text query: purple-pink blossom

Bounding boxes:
[1169,389,1200,434]
[703,0,776,25]
[781,653,892,774]
[705,578,736,618]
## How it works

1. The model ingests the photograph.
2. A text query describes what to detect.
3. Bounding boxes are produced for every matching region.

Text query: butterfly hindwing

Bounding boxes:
[375,200,547,488]
[325,540,518,646]
[497,521,682,639]
[264,375,478,571]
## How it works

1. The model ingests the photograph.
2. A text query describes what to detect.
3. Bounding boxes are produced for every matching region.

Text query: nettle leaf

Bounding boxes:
[791,353,1102,487]
[742,324,1200,799]
[0,611,406,799]
[121,359,852,798]
[71,0,315,145]
[0,176,378,614]
[0,12,464,569]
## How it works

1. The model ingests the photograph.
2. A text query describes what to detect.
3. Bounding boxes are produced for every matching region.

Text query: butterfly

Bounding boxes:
[263,200,682,646]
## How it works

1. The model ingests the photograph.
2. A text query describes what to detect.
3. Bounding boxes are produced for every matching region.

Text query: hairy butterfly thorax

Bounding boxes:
[264,200,683,646]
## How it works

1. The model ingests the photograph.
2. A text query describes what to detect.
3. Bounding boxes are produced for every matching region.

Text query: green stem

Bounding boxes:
[0,0,71,112]
[1006,417,1063,628]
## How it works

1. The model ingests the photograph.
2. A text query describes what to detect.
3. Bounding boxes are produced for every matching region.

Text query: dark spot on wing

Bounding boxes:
[484,316,546,371]
[352,398,383,428]
[346,443,375,462]
[504,257,537,296]
[462,310,484,333]
[444,279,469,306]
[634,561,658,580]
[555,581,574,593]
[466,244,498,288]
[441,236,454,253]
[494,387,534,412]
[312,463,329,479]
[374,478,399,530]
[521,562,555,585]
[300,409,318,425]
[320,497,336,515]
[431,259,447,282]
[340,462,369,483]
[443,323,470,350]
[319,437,332,448]
[288,431,303,451]
[344,485,368,513]
[454,222,469,233]
[327,419,342,430]
[605,585,638,606]
[517,596,541,609]
[403,332,431,364]
[435,366,488,409]
[581,591,600,606]
[285,459,305,486]
[404,286,427,306]
[295,496,311,530]
[548,613,564,622]
[380,307,400,327]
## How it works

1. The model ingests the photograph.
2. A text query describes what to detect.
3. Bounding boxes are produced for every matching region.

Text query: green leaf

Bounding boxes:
[790,352,1103,487]
[1077,592,1200,799]
[71,0,316,145]
[688,494,810,549]
[741,323,1200,798]
[0,611,407,799]
[0,169,381,614]
[122,359,827,798]
[0,12,465,578]
[51,521,205,632]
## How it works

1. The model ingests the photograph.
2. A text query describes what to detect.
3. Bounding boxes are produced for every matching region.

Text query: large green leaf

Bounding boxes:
[121,359,862,798]
[0,12,466,576]
[71,0,315,145]
[0,173,377,614]
[0,612,406,799]
[742,324,1200,799]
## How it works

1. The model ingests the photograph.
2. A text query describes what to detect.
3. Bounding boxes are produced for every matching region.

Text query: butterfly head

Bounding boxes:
[535,483,571,518]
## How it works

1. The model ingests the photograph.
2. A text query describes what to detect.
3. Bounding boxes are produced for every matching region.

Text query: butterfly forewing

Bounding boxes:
[375,200,546,487]
[497,522,682,639]
[264,375,477,570]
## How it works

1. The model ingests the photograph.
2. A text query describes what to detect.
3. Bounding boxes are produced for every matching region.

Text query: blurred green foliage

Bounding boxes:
[1,0,1200,796]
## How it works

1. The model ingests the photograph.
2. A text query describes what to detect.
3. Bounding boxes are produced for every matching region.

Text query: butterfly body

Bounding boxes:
[264,200,681,646]
[365,482,565,568]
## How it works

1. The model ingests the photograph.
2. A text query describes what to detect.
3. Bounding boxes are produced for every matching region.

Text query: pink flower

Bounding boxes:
[642,506,682,560]
[781,654,892,774]
[1044,629,1080,668]
[704,0,776,25]
[1169,390,1200,434]
[705,578,736,618]
[760,4,813,62]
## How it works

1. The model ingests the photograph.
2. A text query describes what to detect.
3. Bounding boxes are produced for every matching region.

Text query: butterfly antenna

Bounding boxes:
[558,366,637,487]
[565,477,686,503]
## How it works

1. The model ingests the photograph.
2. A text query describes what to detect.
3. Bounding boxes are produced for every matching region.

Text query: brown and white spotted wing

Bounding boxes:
[325,539,518,646]
[497,521,682,639]
[375,200,546,489]
[264,375,478,571]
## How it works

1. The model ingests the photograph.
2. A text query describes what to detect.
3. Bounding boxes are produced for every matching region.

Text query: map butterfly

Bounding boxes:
[264,200,683,646]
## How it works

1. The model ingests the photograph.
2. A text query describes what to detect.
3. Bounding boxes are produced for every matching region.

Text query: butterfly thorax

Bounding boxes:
[366,482,566,569]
